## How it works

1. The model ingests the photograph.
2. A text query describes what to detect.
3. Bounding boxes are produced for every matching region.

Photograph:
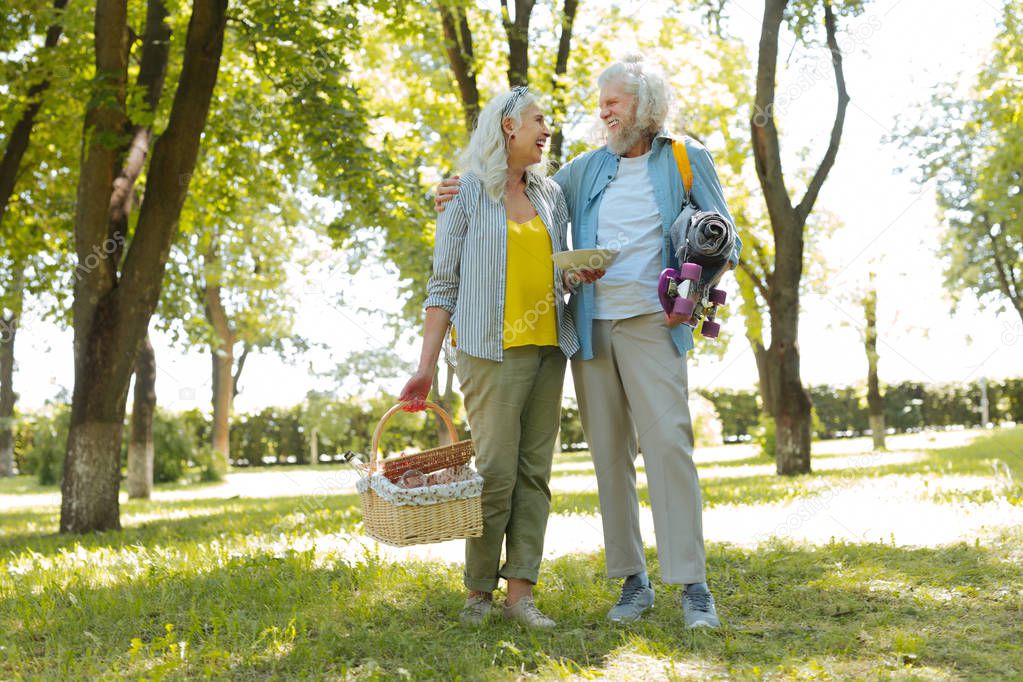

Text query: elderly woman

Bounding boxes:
[399,87,578,629]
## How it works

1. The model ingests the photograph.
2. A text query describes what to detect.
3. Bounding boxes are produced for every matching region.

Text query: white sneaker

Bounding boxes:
[503,596,555,629]
[459,594,493,625]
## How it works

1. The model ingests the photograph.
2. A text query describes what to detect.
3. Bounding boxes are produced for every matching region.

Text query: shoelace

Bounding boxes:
[685,589,712,611]
[518,599,548,622]
[616,582,648,606]
[466,597,491,613]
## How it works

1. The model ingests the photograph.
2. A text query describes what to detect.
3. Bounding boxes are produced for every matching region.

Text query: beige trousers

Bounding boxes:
[456,346,566,592]
[572,313,706,584]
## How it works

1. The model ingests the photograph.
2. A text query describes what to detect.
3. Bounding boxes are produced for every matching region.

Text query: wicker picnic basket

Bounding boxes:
[356,401,483,547]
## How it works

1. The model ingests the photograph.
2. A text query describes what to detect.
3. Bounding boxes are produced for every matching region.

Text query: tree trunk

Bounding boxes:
[127,333,156,497]
[750,0,849,475]
[205,278,234,469]
[548,0,578,167]
[767,300,812,475]
[437,2,480,133]
[0,0,69,227]
[61,0,228,533]
[500,0,535,86]
[864,274,885,450]
[0,266,25,477]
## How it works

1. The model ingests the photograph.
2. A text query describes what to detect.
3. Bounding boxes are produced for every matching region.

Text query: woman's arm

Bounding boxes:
[398,306,452,411]
[403,192,468,411]
[423,190,469,314]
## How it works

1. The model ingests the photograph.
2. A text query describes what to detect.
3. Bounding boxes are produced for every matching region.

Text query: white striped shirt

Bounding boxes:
[424,171,580,361]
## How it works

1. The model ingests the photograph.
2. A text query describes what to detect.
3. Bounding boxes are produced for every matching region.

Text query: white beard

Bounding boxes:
[606,122,646,156]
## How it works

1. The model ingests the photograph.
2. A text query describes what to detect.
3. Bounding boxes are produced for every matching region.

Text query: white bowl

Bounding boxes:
[551,248,620,273]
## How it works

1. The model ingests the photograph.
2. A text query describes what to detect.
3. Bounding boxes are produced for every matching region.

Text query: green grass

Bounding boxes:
[2,509,1020,679]
[2,430,1022,679]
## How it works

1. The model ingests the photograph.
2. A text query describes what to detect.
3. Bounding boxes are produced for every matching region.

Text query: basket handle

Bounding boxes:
[370,401,459,465]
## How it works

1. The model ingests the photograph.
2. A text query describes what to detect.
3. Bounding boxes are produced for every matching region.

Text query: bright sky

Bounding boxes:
[16,0,1022,414]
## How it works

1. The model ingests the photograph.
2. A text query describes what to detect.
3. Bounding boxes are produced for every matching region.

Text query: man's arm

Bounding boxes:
[551,155,579,208]
[689,143,742,267]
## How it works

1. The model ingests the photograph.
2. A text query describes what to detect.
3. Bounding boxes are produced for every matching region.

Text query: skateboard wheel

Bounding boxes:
[708,288,727,305]
[680,262,702,281]
[701,320,721,338]
[657,269,679,315]
[672,297,696,319]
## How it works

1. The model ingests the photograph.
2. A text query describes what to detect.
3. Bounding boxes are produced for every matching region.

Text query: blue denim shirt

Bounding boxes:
[552,133,742,360]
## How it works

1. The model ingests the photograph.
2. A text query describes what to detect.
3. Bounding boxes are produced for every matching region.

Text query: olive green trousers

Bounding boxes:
[456,346,566,592]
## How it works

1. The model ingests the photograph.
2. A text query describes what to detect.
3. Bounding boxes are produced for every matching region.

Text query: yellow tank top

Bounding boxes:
[503,214,559,349]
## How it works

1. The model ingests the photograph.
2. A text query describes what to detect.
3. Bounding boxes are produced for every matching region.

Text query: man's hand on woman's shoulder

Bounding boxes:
[434,176,461,213]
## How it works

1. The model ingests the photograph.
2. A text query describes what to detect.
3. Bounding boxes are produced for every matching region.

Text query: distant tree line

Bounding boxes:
[702,378,1023,442]
[12,376,1022,484]
[12,395,456,485]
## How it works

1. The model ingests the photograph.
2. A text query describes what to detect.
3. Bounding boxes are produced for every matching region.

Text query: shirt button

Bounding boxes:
[607,175,612,179]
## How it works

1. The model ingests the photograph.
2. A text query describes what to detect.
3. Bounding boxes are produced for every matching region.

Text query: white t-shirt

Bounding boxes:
[593,152,664,320]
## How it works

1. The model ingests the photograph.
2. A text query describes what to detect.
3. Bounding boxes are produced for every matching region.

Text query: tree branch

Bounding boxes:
[750,0,790,224]
[794,0,850,225]
[738,260,770,301]
[232,343,250,398]
[70,0,131,355]
[988,223,1023,312]
[0,0,70,228]
[750,237,774,281]
[108,0,172,268]
[118,0,229,364]
[437,2,480,132]
[549,0,578,167]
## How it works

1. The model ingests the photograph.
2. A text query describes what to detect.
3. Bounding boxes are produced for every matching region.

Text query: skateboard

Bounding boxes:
[657,262,728,338]
[658,207,733,338]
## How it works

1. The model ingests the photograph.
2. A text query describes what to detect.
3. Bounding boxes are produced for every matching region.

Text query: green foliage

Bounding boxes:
[892,0,1023,319]
[0,0,91,324]
[230,405,306,467]
[195,444,227,483]
[150,410,200,484]
[20,404,70,485]
[809,385,868,437]
[752,412,776,460]
[559,397,586,451]
[782,0,871,43]
[700,388,761,441]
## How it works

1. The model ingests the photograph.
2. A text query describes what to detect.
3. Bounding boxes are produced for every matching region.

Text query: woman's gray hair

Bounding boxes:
[597,54,672,137]
[459,87,544,203]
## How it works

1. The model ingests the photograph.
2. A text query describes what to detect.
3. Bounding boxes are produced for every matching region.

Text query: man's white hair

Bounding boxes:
[597,54,672,137]
[459,88,544,203]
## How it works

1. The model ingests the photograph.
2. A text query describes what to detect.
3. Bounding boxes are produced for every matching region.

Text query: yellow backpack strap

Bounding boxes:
[672,138,693,196]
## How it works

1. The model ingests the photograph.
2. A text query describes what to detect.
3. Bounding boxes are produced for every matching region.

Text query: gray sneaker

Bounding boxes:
[607,581,655,623]
[503,596,556,629]
[459,594,493,625]
[682,582,720,628]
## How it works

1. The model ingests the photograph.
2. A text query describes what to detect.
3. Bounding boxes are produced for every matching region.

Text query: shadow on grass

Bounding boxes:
[2,533,1021,679]
[0,493,365,558]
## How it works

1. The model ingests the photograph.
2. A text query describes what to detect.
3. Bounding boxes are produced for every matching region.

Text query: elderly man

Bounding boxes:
[438,54,740,628]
